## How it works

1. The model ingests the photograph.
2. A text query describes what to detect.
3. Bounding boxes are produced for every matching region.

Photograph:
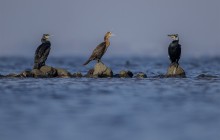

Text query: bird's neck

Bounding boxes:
[172,39,179,43]
[104,38,110,47]
[41,38,50,43]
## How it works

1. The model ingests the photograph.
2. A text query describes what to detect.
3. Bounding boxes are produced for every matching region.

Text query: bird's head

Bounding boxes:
[104,32,115,40]
[168,34,179,41]
[42,34,50,40]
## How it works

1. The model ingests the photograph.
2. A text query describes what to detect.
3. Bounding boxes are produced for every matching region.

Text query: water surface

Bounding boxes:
[0,57,220,140]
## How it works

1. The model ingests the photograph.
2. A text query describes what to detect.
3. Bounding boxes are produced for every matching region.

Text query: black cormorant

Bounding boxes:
[83,32,113,65]
[33,34,51,69]
[168,34,181,64]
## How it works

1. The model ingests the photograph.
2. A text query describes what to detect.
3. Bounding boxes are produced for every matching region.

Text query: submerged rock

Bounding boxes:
[119,70,133,78]
[40,65,58,77]
[56,68,71,78]
[5,73,21,78]
[93,62,113,78]
[134,72,147,78]
[20,70,34,78]
[166,63,186,78]
[72,72,83,78]
[196,74,218,79]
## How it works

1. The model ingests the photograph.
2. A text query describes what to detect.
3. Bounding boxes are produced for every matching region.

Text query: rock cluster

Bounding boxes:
[166,63,186,78]
[119,70,133,78]
[0,62,190,79]
[134,72,147,78]
[3,65,76,78]
[86,62,113,78]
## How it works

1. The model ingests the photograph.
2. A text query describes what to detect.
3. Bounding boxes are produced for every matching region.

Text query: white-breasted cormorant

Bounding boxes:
[168,34,181,64]
[33,34,51,69]
[83,32,113,65]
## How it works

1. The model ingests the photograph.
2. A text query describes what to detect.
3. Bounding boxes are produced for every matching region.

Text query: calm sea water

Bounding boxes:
[0,57,220,140]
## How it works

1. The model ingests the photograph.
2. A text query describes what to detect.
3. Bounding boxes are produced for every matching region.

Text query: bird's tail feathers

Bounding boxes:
[83,59,91,65]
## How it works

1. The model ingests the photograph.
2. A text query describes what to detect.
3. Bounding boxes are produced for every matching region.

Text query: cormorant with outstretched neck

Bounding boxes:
[168,34,181,64]
[33,34,51,69]
[83,32,113,65]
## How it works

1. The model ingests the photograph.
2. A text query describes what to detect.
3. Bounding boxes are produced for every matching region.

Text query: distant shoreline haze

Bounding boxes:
[0,0,219,57]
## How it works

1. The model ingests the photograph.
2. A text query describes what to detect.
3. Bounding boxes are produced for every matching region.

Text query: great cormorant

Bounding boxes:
[83,32,113,65]
[168,34,181,64]
[33,34,51,69]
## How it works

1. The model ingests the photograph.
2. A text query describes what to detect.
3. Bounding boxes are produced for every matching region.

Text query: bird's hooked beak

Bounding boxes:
[168,34,174,37]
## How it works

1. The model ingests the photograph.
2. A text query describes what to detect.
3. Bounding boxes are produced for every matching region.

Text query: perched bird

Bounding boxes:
[168,34,181,65]
[33,34,51,69]
[83,32,113,65]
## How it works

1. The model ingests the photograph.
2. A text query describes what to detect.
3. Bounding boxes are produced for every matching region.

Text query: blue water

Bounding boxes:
[0,57,220,140]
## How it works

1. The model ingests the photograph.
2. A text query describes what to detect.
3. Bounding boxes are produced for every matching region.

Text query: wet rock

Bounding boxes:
[20,70,34,78]
[31,69,46,78]
[152,74,167,78]
[134,72,147,78]
[196,74,218,79]
[85,69,94,78]
[93,62,113,78]
[40,65,58,77]
[119,70,133,78]
[72,72,83,78]
[56,68,71,78]
[113,74,120,78]
[166,63,186,78]
[5,73,21,78]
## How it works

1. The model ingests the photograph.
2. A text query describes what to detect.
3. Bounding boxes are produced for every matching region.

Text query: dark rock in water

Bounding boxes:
[5,73,21,78]
[134,72,147,78]
[72,72,83,78]
[40,65,58,77]
[113,74,120,78]
[31,69,46,78]
[196,74,218,79]
[56,68,71,78]
[119,70,133,78]
[166,63,186,78]
[20,70,34,78]
[93,62,113,78]
[152,74,166,78]
[85,69,94,78]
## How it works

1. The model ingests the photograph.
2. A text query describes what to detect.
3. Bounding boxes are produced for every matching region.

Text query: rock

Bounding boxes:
[93,62,113,78]
[20,70,34,78]
[119,70,133,78]
[56,68,71,78]
[72,72,83,78]
[196,74,218,79]
[5,73,21,78]
[152,74,167,78]
[40,65,58,77]
[31,69,46,78]
[85,69,94,78]
[113,74,120,78]
[134,72,147,78]
[166,63,186,78]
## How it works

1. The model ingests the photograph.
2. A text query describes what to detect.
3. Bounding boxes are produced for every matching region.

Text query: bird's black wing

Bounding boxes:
[40,46,51,63]
[34,43,51,63]
[176,44,181,59]
[89,42,106,60]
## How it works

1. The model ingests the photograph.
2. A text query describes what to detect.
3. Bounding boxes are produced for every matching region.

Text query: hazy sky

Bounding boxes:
[0,0,219,57]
